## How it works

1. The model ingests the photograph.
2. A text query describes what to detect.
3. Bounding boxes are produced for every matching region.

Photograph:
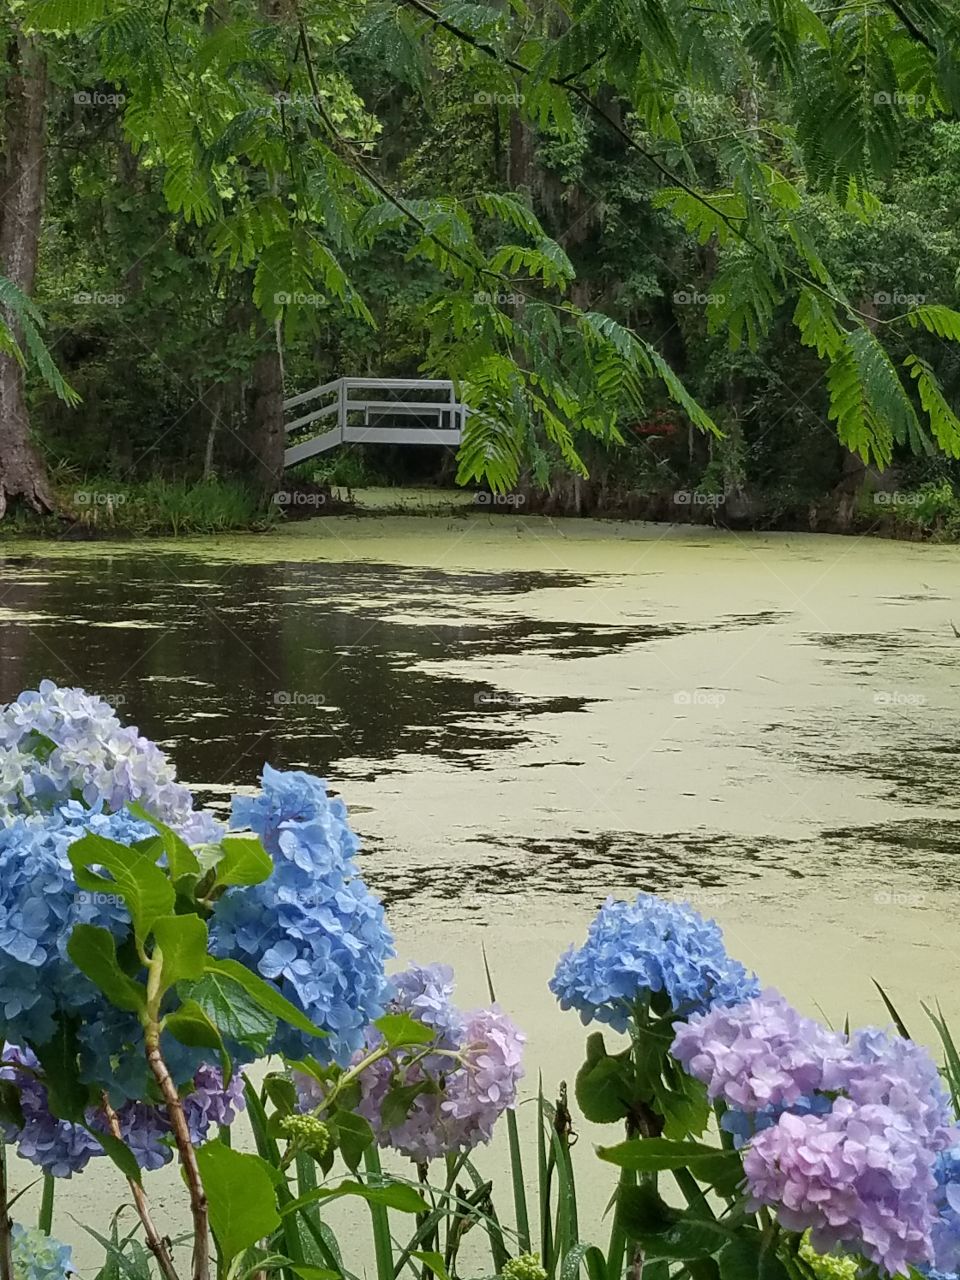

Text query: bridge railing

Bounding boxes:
[283,377,468,466]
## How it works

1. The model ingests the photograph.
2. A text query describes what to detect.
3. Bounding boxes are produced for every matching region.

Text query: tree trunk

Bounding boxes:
[246,335,284,494]
[0,30,53,517]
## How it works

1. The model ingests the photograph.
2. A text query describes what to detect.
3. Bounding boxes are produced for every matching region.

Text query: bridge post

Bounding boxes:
[337,378,346,442]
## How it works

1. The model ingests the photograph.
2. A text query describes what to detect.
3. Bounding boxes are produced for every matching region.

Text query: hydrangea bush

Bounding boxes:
[1,682,959,1280]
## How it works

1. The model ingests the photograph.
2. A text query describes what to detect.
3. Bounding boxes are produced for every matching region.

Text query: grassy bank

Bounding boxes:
[1,477,279,537]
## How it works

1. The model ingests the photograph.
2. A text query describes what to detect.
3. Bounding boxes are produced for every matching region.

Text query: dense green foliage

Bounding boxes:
[4,0,960,524]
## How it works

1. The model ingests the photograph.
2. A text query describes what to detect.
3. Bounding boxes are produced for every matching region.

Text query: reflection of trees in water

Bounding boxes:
[0,555,619,790]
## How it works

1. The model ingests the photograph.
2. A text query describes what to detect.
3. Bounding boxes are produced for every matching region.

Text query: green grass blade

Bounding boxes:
[483,943,531,1254]
[364,1145,396,1280]
[872,980,911,1038]
[507,1107,532,1254]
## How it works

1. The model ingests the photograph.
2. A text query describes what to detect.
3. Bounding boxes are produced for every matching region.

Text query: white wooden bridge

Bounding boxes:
[284,377,468,467]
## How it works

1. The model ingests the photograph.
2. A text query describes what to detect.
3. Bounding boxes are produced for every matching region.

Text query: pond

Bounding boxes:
[2,506,959,1259]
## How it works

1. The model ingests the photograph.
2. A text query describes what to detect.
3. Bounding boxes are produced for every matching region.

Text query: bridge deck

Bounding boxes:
[283,377,467,467]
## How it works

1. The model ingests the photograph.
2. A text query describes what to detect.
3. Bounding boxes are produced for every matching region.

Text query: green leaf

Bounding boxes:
[127,803,201,881]
[598,1140,741,1194]
[373,1012,435,1048]
[280,1180,429,1218]
[153,914,209,989]
[575,1034,634,1124]
[196,1140,282,1263]
[204,958,326,1038]
[164,1000,226,1052]
[67,925,147,1013]
[381,1079,437,1129]
[718,1237,790,1280]
[213,836,274,888]
[292,1270,341,1280]
[86,1125,144,1186]
[34,1017,89,1122]
[615,1186,732,1259]
[68,832,174,944]
[329,1109,374,1173]
[411,1252,450,1280]
[182,972,276,1054]
[0,1082,24,1130]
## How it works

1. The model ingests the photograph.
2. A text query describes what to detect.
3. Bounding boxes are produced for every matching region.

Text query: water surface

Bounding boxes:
[2,510,959,1262]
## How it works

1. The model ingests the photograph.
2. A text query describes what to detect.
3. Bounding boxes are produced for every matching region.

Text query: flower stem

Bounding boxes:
[0,1143,14,1280]
[101,1096,181,1280]
[37,1176,54,1236]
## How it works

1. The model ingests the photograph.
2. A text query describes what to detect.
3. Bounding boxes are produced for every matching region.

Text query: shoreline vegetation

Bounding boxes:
[2,473,960,542]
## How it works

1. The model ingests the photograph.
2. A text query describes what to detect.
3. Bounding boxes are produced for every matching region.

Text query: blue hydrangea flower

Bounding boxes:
[11,1224,73,1280]
[549,894,759,1031]
[0,804,154,1047]
[211,764,394,1064]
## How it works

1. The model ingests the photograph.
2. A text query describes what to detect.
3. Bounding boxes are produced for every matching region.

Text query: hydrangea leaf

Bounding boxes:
[374,1012,435,1049]
[127,802,201,881]
[66,924,147,1013]
[196,1140,282,1263]
[280,1180,429,1217]
[164,1000,230,1082]
[615,1185,734,1258]
[68,832,175,944]
[327,1109,374,1173]
[33,1016,89,1123]
[599,1138,737,1187]
[719,1237,791,1280]
[82,1123,143,1186]
[204,958,327,1039]
[212,835,273,888]
[153,914,209,990]
[181,972,276,1055]
[575,1035,635,1124]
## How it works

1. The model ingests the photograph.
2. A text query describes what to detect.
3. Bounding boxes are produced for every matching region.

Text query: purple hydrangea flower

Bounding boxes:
[1,1046,244,1178]
[550,894,760,1032]
[743,1097,938,1275]
[0,681,219,840]
[671,990,848,1111]
[294,963,525,1164]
